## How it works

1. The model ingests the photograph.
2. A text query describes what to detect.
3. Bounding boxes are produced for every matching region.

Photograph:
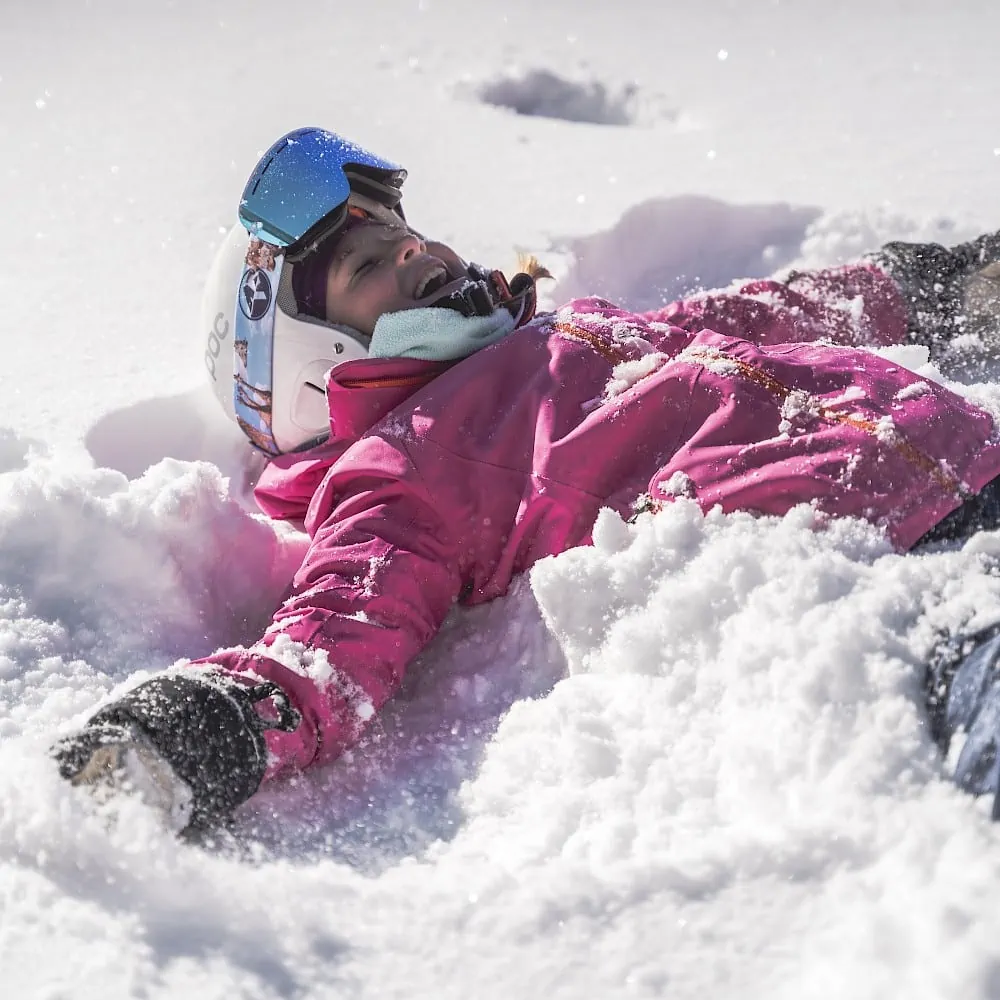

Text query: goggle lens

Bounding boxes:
[238,127,404,251]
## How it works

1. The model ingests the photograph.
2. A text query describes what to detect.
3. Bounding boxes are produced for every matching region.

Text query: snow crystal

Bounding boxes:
[603,351,667,399]
[647,321,681,336]
[778,388,822,434]
[361,554,389,598]
[844,292,865,323]
[660,470,696,498]
[874,414,900,445]
[823,385,867,408]
[379,415,418,444]
[895,380,932,401]
[674,344,743,377]
[255,634,379,726]
[556,305,610,327]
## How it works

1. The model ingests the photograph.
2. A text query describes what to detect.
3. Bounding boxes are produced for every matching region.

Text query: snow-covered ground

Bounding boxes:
[5,1,1000,996]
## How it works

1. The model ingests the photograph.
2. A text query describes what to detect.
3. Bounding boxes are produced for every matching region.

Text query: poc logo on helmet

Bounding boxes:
[204,312,230,381]
[239,268,272,320]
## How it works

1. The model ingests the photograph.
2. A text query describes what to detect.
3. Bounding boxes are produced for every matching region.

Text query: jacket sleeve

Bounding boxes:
[190,436,462,781]
[640,263,910,349]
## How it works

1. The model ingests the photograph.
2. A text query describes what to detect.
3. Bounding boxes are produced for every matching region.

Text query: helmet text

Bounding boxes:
[204,311,230,380]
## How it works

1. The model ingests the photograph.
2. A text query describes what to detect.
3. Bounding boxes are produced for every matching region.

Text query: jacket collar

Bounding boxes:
[323,355,454,440]
[253,355,453,523]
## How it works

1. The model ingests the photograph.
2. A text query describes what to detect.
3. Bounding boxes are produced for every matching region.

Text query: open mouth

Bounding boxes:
[414,265,451,301]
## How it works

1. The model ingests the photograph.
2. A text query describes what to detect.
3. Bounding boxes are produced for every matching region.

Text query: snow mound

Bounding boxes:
[789,207,983,271]
[436,503,1000,997]
[0,428,42,475]
[553,195,821,310]
[11,474,1000,996]
[552,200,1000,323]
[0,457,307,740]
[472,68,673,126]
[84,384,269,509]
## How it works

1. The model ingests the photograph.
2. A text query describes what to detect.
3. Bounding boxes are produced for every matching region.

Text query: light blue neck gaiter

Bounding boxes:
[368,305,516,361]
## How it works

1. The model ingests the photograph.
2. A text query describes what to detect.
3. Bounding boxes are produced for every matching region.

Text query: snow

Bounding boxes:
[7,0,1000,995]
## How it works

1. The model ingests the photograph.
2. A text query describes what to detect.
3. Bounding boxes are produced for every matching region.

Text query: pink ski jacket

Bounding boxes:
[197,263,1000,781]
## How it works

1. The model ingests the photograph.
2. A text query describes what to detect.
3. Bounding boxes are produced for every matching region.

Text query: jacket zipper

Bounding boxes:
[336,373,435,391]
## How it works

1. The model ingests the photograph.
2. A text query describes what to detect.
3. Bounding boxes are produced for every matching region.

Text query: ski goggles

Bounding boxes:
[238,126,407,257]
[231,129,406,456]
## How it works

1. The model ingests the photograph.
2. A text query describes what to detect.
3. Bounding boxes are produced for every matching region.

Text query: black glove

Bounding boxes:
[52,672,300,833]
[867,234,1000,354]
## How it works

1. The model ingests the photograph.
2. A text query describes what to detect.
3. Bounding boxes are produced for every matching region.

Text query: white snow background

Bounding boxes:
[5,0,1000,996]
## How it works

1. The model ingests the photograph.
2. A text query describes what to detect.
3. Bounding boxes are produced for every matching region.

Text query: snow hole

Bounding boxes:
[475,68,646,126]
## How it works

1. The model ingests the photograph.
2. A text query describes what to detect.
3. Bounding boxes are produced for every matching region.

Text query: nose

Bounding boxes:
[393,231,424,265]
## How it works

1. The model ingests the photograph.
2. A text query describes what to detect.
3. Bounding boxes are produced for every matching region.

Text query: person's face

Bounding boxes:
[322,223,471,335]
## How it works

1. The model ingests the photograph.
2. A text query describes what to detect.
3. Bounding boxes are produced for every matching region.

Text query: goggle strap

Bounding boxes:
[343,167,405,209]
[283,193,403,262]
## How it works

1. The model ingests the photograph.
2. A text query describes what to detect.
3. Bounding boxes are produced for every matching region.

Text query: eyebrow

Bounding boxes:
[331,224,405,280]
[335,243,358,267]
[331,240,362,280]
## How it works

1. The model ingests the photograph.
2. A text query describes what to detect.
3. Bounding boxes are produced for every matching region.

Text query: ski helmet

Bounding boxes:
[201,127,407,455]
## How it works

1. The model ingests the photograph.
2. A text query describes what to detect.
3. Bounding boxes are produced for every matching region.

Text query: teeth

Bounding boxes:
[415,266,447,300]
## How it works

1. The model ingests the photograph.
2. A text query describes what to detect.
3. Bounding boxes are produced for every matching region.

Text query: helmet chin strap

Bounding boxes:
[436,263,539,328]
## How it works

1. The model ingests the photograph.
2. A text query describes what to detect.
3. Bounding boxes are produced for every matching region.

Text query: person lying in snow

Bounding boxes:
[52,127,1000,833]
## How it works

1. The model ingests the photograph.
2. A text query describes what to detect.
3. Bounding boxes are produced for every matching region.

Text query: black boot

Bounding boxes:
[52,672,300,833]
[926,625,1000,819]
[913,474,1000,548]
[868,233,1000,355]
